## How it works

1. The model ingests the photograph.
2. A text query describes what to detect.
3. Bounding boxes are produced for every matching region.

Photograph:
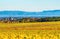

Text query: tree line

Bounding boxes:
[0,17,60,23]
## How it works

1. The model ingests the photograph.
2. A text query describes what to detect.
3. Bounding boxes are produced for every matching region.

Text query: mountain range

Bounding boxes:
[0,10,60,17]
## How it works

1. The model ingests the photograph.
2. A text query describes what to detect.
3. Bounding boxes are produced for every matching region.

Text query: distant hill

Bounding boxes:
[0,10,60,17]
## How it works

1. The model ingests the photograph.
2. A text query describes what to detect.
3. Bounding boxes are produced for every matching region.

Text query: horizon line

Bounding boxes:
[0,9,60,12]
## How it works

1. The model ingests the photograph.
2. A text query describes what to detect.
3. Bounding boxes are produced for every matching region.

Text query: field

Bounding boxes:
[0,21,60,39]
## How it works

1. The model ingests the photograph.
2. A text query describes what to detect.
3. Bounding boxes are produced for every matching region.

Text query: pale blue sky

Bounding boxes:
[0,0,60,11]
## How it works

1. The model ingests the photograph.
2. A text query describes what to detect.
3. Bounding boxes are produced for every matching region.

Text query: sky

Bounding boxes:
[0,0,60,12]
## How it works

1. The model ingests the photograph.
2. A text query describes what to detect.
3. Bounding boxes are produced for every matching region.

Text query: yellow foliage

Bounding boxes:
[0,21,60,39]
